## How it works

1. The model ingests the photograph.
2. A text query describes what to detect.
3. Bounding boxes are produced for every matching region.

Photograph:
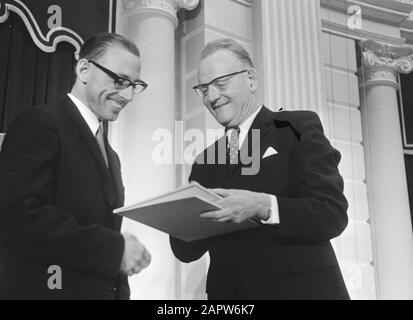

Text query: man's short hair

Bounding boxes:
[78,32,140,62]
[200,38,254,68]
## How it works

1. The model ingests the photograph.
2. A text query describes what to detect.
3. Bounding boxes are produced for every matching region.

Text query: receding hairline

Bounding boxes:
[199,38,254,68]
[78,33,141,62]
[199,48,250,68]
[72,33,141,87]
[98,44,141,61]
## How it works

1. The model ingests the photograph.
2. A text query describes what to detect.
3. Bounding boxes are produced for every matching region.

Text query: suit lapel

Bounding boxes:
[60,97,107,169]
[216,135,231,187]
[194,135,230,188]
[59,96,120,207]
[196,107,299,189]
[105,135,125,208]
[227,106,274,181]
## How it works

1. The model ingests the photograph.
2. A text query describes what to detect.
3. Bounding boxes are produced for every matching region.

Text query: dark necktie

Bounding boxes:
[96,122,109,167]
[226,127,240,165]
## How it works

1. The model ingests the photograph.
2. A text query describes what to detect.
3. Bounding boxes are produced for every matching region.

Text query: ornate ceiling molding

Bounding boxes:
[321,19,407,46]
[321,0,413,26]
[121,0,199,28]
[321,0,413,44]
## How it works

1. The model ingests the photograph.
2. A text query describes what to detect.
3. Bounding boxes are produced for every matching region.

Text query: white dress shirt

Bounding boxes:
[226,105,280,225]
[67,93,101,136]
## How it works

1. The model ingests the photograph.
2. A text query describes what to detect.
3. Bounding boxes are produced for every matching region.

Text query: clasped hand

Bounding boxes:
[120,232,151,277]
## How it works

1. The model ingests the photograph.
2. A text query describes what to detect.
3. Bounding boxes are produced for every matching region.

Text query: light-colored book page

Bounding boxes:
[115,182,222,213]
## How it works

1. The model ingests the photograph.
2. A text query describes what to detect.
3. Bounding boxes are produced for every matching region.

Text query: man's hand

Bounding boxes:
[200,188,272,223]
[120,232,151,276]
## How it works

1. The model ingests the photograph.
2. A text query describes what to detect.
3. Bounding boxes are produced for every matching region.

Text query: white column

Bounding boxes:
[360,40,413,299]
[112,0,199,300]
[252,0,327,123]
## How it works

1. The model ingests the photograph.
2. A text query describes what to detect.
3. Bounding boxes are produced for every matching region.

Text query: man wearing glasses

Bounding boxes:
[170,38,349,300]
[0,33,150,299]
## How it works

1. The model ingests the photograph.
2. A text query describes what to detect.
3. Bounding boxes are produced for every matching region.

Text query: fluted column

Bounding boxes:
[360,40,413,299]
[112,0,199,300]
[252,0,327,122]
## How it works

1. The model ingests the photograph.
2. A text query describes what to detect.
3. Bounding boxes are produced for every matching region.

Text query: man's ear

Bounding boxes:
[76,59,90,84]
[247,69,258,92]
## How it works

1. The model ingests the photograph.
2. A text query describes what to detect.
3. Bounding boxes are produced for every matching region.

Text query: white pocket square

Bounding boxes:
[262,147,278,159]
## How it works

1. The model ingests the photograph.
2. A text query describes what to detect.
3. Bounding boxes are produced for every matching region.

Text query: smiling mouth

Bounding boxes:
[108,98,126,111]
[213,102,229,110]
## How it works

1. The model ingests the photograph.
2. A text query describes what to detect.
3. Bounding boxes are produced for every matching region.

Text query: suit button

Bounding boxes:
[108,201,114,207]
[110,286,118,292]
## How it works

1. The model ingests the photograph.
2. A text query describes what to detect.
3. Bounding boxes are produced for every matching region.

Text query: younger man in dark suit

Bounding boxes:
[0,33,151,299]
[170,38,349,300]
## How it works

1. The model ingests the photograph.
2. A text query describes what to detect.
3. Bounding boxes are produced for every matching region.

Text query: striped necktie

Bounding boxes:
[96,122,109,167]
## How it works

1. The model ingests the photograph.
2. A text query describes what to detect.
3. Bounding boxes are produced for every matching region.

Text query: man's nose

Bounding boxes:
[119,85,134,102]
[205,85,220,103]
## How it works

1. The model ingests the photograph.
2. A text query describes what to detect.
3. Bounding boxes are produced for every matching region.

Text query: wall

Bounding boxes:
[321,30,375,299]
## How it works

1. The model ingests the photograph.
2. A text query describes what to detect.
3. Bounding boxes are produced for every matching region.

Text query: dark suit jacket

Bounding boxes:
[170,107,349,300]
[0,96,128,300]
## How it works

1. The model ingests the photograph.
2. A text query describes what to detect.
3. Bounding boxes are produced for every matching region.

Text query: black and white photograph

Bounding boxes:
[1,0,413,305]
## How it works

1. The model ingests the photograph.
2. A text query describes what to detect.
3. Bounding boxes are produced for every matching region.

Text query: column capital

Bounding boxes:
[121,0,199,28]
[361,40,413,88]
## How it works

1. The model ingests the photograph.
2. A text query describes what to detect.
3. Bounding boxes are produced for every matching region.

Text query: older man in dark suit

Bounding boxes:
[0,33,151,299]
[170,38,349,300]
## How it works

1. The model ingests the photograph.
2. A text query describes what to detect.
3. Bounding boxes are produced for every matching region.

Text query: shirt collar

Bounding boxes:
[226,105,263,147]
[67,93,101,136]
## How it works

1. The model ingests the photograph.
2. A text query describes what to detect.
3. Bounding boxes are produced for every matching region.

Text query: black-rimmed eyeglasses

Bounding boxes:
[192,69,250,98]
[88,60,148,94]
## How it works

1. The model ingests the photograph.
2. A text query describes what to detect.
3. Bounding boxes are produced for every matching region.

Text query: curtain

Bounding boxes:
[0,12,75,132]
